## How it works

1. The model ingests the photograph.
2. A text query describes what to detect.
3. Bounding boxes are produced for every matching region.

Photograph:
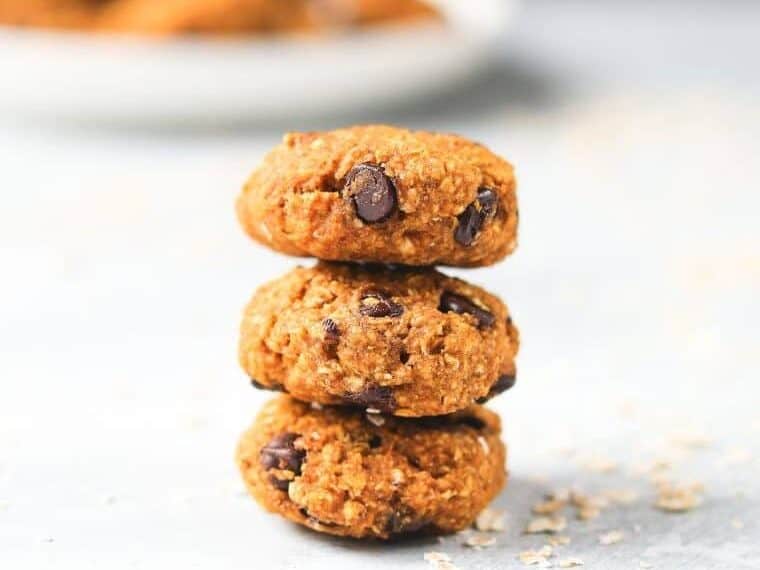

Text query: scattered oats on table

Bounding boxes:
[525,515,567,534]
[518,545,553,566]
[599,529,624,545]
[464,534,496,548]
[655,482,703,512]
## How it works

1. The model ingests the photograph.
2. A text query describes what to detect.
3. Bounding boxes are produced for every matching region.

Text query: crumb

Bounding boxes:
[655,482,703,512]
[601,489,638,505]
[559,558,584,567]
[518,545,553,566]
[474,508,506,532]
[464,534,496,548]
[424,551,459,570]
[577,505,600,521]
[549,535,571,546]
[365,413,385,427]
[599,530,624,545]
[533,497,567,515]
[525,515,567,534]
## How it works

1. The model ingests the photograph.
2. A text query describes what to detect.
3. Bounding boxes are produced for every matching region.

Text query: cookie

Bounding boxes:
[236,125,518,267]
[240,262,519,417]
[236,395,507,539]
[0,0,440,35]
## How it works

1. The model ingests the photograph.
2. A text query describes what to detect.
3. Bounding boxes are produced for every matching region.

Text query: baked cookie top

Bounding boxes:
[236,125,518,267]
[240,262,519,417]
[236,395,507,539]
[0,0,440,35]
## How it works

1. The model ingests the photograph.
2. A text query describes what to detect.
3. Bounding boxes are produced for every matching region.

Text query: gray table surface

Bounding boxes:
[1,1,759,568]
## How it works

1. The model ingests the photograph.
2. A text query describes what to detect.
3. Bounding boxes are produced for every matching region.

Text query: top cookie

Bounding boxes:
[236,125,518,267]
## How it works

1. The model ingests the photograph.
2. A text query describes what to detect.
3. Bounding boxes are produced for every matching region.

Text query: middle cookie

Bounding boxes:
[240,262,519,417]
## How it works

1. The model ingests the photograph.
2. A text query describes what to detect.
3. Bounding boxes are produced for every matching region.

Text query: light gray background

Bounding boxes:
[1,1,759,568]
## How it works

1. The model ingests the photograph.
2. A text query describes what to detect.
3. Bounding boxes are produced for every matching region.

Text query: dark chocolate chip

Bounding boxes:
[268,475,291,491]
[476,374,517,404]
[368,434,383,449]
[438,291,495,329]
[345,163,398,223]
[321,318,340,345]
[343,386,396,413]
[385,508,429,535]
[359,289,404,318]
[399,350,410,364]
[250,378,283,392]
[260,432,305,487]
[454,186,499,246]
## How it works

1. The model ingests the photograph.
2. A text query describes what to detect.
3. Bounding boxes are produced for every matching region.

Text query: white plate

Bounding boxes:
[0,0,515,125]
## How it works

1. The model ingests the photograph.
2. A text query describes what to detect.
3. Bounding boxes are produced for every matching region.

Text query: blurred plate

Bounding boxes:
[0,0,515,125]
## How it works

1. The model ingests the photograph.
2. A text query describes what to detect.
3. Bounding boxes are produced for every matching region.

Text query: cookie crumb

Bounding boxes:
[464,534,496,548]
[548,535,571,546]
[532,497,566,515]
[525,515,567,534]
[475,508,506,532]
[559,558,584,567]
[424,551,458,570]
[655,482,703,512]
[599,530,624,545]
[518,545,553,566]
[601,488,638,505]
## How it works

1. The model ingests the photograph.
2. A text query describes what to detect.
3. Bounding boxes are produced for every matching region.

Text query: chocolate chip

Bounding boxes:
[359,289,404,318]
[399,350,410,364]
[368,434,383,448]
[321,318,340,345]
[476,374,517,404]
[345,163,398,223]
[454,186,499,246]
[438,291,495,329]
[268,475,291,491]
[260,433,305,490]
[250,378,283,392]
[385,508,429,535]
[343,386,396,413]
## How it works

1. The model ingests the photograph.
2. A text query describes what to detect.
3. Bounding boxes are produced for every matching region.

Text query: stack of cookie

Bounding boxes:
[234,125,519,539]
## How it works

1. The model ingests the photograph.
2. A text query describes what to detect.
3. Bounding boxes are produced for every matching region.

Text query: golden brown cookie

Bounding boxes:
[0,0,440,35]
[236,395,507,539]
[237,125,518,267]
[240,262,519,417]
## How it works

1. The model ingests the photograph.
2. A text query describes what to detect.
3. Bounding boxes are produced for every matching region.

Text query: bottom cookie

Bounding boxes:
[236,395,507,539]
